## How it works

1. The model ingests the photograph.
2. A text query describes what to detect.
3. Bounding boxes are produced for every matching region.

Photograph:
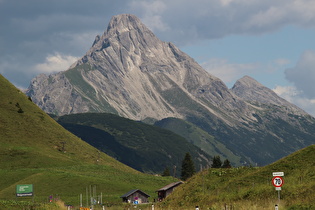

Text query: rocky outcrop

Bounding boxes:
[27,14,247,122]
[26,14,315,166]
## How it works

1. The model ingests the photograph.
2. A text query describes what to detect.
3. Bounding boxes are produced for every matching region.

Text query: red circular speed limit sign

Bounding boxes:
[272,176,284,187]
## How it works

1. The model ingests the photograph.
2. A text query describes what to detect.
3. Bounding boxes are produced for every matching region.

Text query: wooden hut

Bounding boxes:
[120,189,150,204]
[156,181,183,201]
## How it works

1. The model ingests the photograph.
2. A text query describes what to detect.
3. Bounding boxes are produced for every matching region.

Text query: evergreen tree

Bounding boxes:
[222,159,232,168]
[211,155,222,168]
[161,167,171,176]
[181,152,195,181]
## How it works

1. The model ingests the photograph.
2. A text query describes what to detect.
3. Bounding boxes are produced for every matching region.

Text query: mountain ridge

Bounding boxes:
[27,14,245,123]
[231,75,307,115]
[26,14,315,166]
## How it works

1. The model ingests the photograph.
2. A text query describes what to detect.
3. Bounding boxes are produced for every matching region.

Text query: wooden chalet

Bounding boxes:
[156,181,183,201]
[120,189,150,204]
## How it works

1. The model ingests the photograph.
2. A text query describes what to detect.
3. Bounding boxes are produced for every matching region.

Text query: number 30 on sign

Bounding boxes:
[272,176,284,187]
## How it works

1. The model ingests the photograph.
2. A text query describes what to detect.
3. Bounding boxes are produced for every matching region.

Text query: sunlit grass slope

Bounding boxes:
[0,74,175,207]
[161,145,315,209]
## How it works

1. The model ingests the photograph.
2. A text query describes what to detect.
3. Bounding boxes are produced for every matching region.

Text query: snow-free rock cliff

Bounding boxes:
[26,14,315,166]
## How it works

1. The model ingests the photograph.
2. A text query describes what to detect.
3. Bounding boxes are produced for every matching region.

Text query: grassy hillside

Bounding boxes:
[0,74,175,208]
[56,113,211,175]
[160,145,315,209]
[155,117,241,166]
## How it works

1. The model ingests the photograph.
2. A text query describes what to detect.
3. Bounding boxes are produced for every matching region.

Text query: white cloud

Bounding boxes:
[279,50,315,117]
[244,1,315,31]
[274,58,290,66]
[2,0,315,89]
[201,58,259,84]
[285,50,315,98]
[34,53,79,74]
[273,85,301,100]
[274,85,315,117]
[129,0,169,32]
[129,0,315,43]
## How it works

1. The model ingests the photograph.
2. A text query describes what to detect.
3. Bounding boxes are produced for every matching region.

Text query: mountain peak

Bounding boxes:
[26,14,315,167]
[103,14,157,43]
[85,13,160,57]
[72,14,160,70]
[231,75,307,115]
[107,14,143,33]
[231,75,274,100]
[233,75,262,88]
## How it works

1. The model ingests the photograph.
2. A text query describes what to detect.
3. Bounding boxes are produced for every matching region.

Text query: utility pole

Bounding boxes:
[86,186,89,207]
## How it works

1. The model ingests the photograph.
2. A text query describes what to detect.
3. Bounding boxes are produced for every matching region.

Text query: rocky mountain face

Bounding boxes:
[27,14,245,121]
[26,14,315,166]
[231,76,307,115]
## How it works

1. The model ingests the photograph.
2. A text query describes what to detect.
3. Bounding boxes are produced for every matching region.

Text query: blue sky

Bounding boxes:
[183,25,315,87]
[1,0,315,116]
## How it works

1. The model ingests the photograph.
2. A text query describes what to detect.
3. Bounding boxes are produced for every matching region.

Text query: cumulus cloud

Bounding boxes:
[201,58,259,84]
[285,50,315,98]
[273,85,302,101]
[131,0,315,44]
[129,0,169,32]
[274,50,315,117]
[0,0,124,87]
[2,0,315,89]
[274,85,315,117]
[34,53,79,74]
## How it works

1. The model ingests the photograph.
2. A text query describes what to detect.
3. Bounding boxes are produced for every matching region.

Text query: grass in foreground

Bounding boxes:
[159,145,315,209]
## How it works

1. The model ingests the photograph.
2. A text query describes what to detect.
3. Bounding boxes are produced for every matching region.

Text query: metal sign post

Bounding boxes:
[272,172,284,207]
[276,188,281,204]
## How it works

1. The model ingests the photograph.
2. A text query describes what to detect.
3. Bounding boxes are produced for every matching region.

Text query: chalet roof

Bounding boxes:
[156,181,183,192]
[120,189,150,198]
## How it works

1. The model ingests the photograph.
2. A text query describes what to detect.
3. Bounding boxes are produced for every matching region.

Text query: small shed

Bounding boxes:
[156,181,183,201]
[120,189,150,204]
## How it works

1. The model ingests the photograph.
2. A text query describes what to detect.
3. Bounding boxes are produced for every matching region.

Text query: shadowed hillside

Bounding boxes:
[56,113,212,175]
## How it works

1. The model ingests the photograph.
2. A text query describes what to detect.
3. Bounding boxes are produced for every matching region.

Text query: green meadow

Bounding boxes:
[160,145,315,209]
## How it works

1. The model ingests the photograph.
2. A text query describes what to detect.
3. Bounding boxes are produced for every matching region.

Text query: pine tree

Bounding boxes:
[181,152,195,181]
[161,167,171,176]
[222,159,232,168]
[211,155,222,168]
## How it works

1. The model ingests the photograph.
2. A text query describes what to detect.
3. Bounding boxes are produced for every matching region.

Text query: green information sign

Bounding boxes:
[16,184,33,197]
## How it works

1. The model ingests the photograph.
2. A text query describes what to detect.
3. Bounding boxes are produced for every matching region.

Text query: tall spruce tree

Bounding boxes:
[222,159,232,168]
[181,152,195,181]
[211,155,222,168]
